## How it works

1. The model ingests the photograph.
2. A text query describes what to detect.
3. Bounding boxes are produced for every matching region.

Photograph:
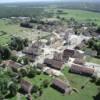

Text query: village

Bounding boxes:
[0,1,100,99]
[0,16,100,100]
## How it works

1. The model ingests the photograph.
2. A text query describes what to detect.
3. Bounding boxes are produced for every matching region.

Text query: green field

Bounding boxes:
[55,9,100,25]
[0,19,50,45]
[86,56,100,64]
[0,9,100,100]
[10,67,99,100]
[0,9,100,45]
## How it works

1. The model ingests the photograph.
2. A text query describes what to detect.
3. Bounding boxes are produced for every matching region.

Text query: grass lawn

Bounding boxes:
[10,68,99,100]
[86,56,100,64]
[57,9,100,25]
[32,67,99,100]
[0,34,10,45]
[0,19,50,45]
[24,73,52,87]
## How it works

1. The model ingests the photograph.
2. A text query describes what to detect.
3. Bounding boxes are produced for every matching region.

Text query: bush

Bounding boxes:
[41,79,50,88]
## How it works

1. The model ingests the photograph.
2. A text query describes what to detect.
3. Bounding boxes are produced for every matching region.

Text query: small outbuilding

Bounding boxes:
[70,64,94,76]
[73,58,85,65]
[44,58,64,70]
[51,78,72,94]
[20,80,33,94]
[3,60,23,72]
[63,49,85,61]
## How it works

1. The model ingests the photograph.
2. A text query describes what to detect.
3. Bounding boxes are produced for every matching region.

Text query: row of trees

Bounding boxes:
[0,6,44,18]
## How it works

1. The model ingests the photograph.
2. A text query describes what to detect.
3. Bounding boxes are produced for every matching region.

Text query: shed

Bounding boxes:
[63,49,84,61]
[73,58,85,65]
[51,78,72,94]
[3,60,23,72]
[20,80,33,94]
[44,58,64,70]
[70,64,94,76]
[53,52,64,62]
[63,49,74,60]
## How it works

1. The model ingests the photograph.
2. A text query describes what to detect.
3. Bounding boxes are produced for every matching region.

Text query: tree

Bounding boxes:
[94,42,100,56]
[87,38,100,57]
[41,79,50,88]
[10,55,18,62]
[19,69,27,77]
[9,37,28,51]
[8,82,18,97]
[0,78,9,99]
[22,57,29,65]
[20,22,33,28]
[96,26,100,33]
[33,85,39,93]
[27,66,37,78]
[0,46,11,60]
[23,38,29,47]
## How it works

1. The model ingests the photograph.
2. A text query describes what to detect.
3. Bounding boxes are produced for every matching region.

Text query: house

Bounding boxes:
[32,41,45,48]
[63,49,74,60]
[73,50,84,59]
[22,43,42,62]
[73,58,85,65]
[22,47,40,56]
[44,58,64,70]
[70,64,94,76]
[20,80,33,94]
[3,60,23,72]
[51,78,72,94]
[63,49,84,61]
[53,52,64,62]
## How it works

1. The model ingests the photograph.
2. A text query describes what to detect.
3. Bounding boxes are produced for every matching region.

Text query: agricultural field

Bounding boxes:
[0,19,50,45]
[54,9,100,25]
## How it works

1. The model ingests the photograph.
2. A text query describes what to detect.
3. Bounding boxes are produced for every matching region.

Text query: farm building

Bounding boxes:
[51,78,72,94]
[63,49,84,61]
[53,52,64,62]
[70,64,94,76]
[22,42,42,62]
[32,40,45,48]
[73,58,85,65]
[3,60,23,72]
[22,47,41,56]
[74,50,84,59]
[20,80,33,94]
[44,58,64,70]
